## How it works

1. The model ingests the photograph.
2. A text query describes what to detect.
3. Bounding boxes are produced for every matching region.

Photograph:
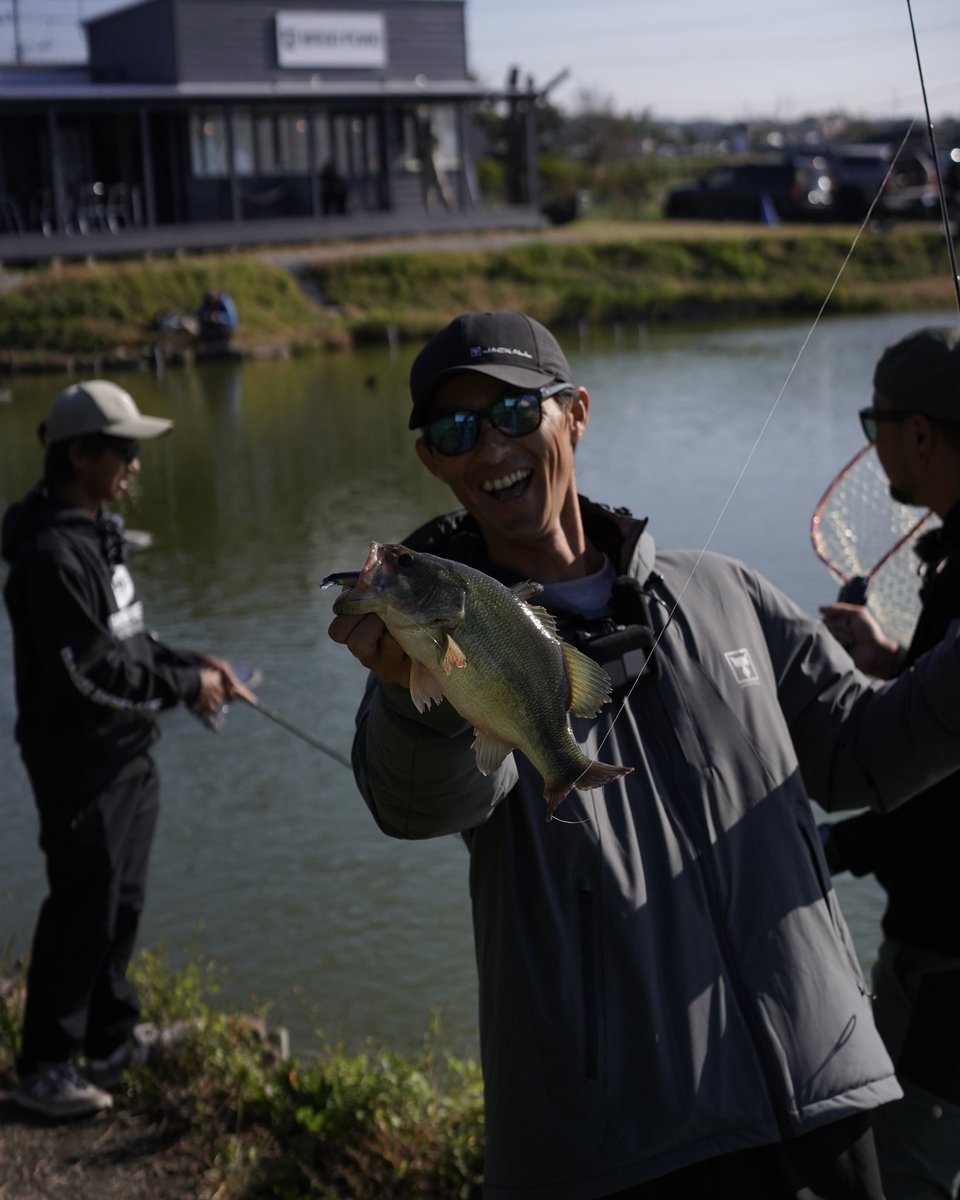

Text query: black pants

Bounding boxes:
[17,754,159,1076]
[604,1113,884,1200]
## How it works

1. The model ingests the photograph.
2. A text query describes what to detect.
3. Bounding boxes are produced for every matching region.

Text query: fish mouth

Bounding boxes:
[480,467,533,501]
[323,541,393,600]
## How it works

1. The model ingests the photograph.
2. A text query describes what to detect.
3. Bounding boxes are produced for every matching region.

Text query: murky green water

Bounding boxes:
[1,308,953,1056]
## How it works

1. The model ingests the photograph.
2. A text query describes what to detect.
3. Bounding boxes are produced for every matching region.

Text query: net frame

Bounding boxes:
[810,444,936,647]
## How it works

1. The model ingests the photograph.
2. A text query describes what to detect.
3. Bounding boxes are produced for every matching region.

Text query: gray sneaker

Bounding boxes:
[14,1062,114,1118]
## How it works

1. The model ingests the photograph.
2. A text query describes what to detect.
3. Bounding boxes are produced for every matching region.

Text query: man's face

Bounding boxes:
[871,390,918,506]
[415,373,588,559]
[74,437,141,505]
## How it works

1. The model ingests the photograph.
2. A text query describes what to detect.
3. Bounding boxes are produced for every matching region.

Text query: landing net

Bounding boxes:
[810,444,936,646]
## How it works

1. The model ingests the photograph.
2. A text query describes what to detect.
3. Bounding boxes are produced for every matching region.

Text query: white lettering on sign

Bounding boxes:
[276,12,387,69]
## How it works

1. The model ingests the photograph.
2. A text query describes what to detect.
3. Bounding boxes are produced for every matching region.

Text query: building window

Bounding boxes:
[232,111,256,176]
[313,112,332,171]
[426,104,459,170]
[190,112,228,177]
[332,115,351,176]
[397,105,459,172]
[255,112,310,175]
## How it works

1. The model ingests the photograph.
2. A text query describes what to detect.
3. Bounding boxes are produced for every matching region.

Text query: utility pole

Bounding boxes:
[11,0,24,65]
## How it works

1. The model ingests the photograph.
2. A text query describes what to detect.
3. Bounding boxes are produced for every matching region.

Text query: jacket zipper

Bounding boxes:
[653,659,796,1141]
[578,889,600,1081]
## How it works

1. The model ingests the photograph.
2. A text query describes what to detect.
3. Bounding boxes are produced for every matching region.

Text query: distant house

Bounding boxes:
[0,0,542,261]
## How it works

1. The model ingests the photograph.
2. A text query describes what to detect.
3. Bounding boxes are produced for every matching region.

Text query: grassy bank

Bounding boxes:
[0,950,485,1199]
[0,222,956,369]
[0,257,350,369]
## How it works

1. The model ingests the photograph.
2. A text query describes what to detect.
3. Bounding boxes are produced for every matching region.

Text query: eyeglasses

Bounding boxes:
[422,382,571,456]
[858,407,912,444]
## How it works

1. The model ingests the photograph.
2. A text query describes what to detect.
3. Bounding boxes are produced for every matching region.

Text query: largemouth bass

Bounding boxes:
[324,542,632,817]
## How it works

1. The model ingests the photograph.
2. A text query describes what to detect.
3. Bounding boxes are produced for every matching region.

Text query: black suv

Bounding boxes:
[664,157,834,222]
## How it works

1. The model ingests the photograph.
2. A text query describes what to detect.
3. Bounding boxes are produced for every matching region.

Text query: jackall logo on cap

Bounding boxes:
[724,647,761,687]
[469,344,534,360]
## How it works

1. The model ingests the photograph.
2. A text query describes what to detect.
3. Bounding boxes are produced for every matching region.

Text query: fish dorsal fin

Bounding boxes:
[409,660,444,713]
[511,580,543,602]
[440,634,467,675]
[472,729,515,775]
[525,604,559,639]
[560,642,614,717]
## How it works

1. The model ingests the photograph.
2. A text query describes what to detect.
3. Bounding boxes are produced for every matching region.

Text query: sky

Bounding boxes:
[0,0,957,123]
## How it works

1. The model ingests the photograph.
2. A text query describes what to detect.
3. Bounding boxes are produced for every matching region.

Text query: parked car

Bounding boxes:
[821,144,893,220]
[878,148,942,220]
[819,143,946,221]
[663,156,834,222]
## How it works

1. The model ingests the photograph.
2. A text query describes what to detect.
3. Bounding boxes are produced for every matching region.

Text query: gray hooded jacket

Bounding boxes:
[349,499,960,1200]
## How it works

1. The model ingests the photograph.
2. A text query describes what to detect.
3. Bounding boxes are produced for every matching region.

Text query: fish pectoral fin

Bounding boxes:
[471,730,515,775]
[561,642,615,717]
[409,660,445,713]
[510,580,544,602]
[440,634,467,674]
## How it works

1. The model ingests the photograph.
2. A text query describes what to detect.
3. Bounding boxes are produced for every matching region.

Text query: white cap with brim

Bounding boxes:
[40,380,173,446]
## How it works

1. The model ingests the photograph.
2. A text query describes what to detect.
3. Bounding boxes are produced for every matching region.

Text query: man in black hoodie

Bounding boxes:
[821,327,960,1200]
[2,379,243,1118]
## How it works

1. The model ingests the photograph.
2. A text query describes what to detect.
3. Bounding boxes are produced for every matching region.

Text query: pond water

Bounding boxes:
[1,306,953,1058]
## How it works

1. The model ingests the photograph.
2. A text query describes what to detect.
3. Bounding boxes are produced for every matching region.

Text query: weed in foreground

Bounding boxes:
[0,948,485,1200]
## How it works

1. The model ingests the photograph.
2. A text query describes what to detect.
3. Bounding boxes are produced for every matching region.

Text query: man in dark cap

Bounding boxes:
[821,326,960,1199]
[330,310,960,1199]
[2,380,246,1118]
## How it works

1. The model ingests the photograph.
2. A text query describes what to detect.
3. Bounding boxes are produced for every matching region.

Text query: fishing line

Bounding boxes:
[348,3,957,813]
[905,0,960,316]
[581,0,960,782]
[581,166,902,779]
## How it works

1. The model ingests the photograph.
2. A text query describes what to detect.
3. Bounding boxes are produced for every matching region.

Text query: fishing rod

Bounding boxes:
[236,691,353,770]
[593,7,959,767]
[802,3,959,635]
[905,0,960,316]
[207,669,353,768]
[156,639,354,770]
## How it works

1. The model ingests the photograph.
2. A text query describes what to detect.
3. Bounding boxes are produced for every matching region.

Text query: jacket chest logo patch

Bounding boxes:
[724,647,761,687]
[111,564,135,609]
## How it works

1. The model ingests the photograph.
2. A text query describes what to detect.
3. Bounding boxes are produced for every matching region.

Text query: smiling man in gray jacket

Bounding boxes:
[328,310,960,1200]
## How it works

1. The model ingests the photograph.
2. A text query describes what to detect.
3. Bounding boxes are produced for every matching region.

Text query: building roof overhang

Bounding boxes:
[0,76,509,105]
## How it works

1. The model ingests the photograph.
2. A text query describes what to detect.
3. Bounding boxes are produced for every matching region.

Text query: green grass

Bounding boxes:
[313,226,957,341]
[0,224,955,365]
[0,256,346,360]
[0,949,485,1199]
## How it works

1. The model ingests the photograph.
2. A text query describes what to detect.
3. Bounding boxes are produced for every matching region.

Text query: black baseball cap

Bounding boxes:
[873,326,960,417]
[408,310,573,429]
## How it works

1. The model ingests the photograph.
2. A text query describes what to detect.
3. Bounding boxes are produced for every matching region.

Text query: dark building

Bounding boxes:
[0,0,542,260]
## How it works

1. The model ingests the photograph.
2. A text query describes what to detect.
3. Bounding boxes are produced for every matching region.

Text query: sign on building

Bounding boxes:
[276,11,387,69]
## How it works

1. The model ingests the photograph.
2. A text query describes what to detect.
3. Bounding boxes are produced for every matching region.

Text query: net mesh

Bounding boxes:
[811,445,937,647]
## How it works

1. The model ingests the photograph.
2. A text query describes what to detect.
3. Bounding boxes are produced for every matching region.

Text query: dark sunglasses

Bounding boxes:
[112,439,142,464]
[422,382,571,456]
[858,407,912,444]
[858,406,960,444]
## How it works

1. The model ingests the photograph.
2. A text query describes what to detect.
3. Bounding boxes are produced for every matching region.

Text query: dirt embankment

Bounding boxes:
[0,1086,219,1200]
[0,998,222,1200]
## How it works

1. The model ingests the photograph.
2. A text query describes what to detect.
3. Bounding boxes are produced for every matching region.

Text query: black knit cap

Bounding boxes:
[408,310,573,429]
[873,326,960,417]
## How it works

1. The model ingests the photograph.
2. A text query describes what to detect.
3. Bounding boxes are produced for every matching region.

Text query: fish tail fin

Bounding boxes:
[545,760,633,819]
